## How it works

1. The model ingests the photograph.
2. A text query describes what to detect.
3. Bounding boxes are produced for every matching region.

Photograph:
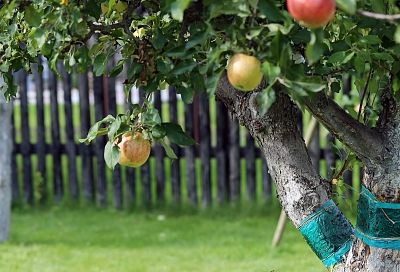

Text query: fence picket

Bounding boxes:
[124,90,136,207]
[49,69,63,203]
[78,72,94,202]
[18,72,33,204]
[309,123,320,172]
[216,101,228,203]
[168,87,181,203]
[106,63,122,210]
[246,133,256,200]
[153,91,165,204]
[33,60,47,203]
[228,116,240,201]
[199,94,211,207]
[184,101,196,206]
[93,74,107,207]
[139,89,151,206]
[61,66,78,201]
[324,133,336,179]
[262,158,272,200]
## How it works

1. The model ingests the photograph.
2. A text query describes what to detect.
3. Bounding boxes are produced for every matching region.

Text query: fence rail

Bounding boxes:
[10,61,361,208]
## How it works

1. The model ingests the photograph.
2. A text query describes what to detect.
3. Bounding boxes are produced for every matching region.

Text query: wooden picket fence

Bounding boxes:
[9,61,361,209]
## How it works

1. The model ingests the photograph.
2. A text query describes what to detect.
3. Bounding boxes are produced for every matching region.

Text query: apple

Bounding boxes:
[118,132,151,168]
[227,53,263,91]
[287,0,336,29]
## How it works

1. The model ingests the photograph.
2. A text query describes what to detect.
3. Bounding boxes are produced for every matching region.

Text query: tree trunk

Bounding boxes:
[334,94,400,271]
[0,93,12,242]
[215,74,399,272]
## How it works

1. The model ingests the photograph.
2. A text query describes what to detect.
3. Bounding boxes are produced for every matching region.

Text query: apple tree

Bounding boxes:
[0,0,399,270]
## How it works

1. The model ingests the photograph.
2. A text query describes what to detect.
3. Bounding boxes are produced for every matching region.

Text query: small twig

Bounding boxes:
[331,158,351,182]
[357,69,373,121]
[122,0,141,43]
[89,22,125,33]
[357,10,400,21]
[363,89,371,124]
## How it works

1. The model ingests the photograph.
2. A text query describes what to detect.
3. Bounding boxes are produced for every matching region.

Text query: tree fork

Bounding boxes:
[304,92,384,163]
[215,73,331,226]
[216,73,400,271]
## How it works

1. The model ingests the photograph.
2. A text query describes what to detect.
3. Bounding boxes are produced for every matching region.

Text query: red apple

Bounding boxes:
[287,0,336,29]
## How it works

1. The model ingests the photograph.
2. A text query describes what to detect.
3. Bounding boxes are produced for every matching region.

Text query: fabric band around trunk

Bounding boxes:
[355,185,400,249]
[298,199,354,267]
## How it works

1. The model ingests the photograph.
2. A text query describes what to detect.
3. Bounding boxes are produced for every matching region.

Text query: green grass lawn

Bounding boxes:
[0,207,325,272]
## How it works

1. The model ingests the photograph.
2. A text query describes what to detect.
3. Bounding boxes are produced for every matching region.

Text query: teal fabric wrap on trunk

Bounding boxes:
[355,186,400,249]
[298,200,354,267]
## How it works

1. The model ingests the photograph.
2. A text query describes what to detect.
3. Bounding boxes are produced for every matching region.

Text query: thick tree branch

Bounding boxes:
[357,10,400,21]
[303,92,385,163]
[215,73,331,225]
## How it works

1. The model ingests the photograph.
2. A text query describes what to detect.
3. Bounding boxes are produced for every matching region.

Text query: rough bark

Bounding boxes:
[304,92,384,163]
[216,73,400,272]
[0,93,12,242]
[216,74,330,225]
[333,90,400,272]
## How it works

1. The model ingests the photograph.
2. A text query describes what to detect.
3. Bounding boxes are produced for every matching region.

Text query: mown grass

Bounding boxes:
[0,206,325,272]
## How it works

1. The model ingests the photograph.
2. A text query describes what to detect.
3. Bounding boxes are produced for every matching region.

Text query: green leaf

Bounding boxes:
[24,6,41,27]
[261,61,281,83]
[104,141,120,170]
[205,70,222,95]
[166,46,192,58]
[33,28,46,49]
[84,0,102,19]
[359,35,381,45]
[171,61,197,75]
[169,0,192,21]
[306,43,324,65]
[256,87,276,115]
[395,25,400,44]
[156,58,174,74]
[79,115,115,144]
[109,60,124,77]
[305,30,325,65]
[258,0,285,22]
[151,125,167,139]
[108,0,117,15]
[335,0,356,15]
[354,54,366,74]
[151,29,167,50]
[292,81,325,93]
[371,1,385,13]
[162,122,195,146]
[127,62,142,79]
[186,31,208,49]
[1,72,18,101]
[160,138,178,159]
[328,51,354,64]
[177,87,194,103]
[283,79,325,98]
[141,108,162,127]
[108,117,122,140]
[93,53,108,76]
[372,52,394,62]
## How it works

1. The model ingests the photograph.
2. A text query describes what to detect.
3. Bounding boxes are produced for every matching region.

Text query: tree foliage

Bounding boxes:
[1,0,400,169]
